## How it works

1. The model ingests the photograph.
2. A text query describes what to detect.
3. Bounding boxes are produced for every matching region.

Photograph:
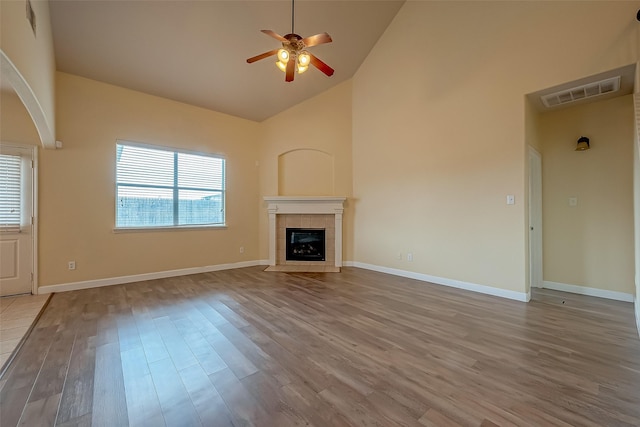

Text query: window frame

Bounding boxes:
[114,140,226,232]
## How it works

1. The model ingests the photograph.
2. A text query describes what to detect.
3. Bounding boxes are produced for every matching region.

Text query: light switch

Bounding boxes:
[506,195,515,205]
[569,197,578,207]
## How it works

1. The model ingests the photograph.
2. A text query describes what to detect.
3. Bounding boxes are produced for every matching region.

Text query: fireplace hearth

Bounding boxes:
[286,228,325,261]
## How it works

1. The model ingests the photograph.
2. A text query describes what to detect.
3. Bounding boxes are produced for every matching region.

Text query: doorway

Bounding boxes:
[0,143,36,296]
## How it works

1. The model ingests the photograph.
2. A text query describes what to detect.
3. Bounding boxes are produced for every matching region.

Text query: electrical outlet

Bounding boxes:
[396,252,402,260]
[68,261,76,270]
[407,253,413,262]
[240,246,245,254]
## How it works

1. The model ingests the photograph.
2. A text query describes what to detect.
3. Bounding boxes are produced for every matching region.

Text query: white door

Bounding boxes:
[528,147,543,289]
[0,144,35,296]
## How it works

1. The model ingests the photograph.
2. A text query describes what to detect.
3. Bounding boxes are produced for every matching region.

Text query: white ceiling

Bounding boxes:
[49,0,405,122]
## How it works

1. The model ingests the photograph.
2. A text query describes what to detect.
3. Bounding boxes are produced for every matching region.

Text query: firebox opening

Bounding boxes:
[286,228,326,261]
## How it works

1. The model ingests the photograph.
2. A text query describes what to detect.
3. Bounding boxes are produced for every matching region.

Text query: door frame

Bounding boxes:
[0,142,38,295]
[528,146,543,289]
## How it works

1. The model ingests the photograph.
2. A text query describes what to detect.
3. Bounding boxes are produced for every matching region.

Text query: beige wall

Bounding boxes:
[39,72,260,287]
[258,80,353,261]
[1,90,40,145]
[352,1,639,293]
[1,0,56,146]
[540,95,634,294]
[278,149,334,196]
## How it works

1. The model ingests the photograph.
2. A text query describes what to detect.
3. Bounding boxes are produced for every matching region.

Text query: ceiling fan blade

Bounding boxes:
[301,32,332,48]
[261,29,287,42]
[309,53,334,77]
[246,49,279,64]
[285,57,295,82]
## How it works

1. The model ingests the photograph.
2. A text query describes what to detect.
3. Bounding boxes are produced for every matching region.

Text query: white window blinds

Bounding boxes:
[116,142,225,228]
[0,154,22,228]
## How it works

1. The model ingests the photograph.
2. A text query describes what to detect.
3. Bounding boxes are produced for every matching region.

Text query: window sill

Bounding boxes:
[113,224,227,233]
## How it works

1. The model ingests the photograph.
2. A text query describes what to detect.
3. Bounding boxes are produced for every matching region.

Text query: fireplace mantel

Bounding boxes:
[264,196,346,269]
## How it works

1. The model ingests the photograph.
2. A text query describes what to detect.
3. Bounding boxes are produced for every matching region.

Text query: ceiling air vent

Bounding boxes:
[541,76,621,108]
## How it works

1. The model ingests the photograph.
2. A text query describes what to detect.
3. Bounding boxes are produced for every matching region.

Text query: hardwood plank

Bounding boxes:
[91,341,128,427]
[208,367,271,427]
[132,310,170,364]
[0,325,58,427]
[55,412,92,427]
[177,363,234,427]
[172,316,227,375]
[148,357,202,427]
[24,326,75,404]
[1,266,639,427]
[56,308,97,425]
[240,371,311,426]
[18,393,61,426]
[419,408,463,427]
[202,325,258,380]
[153,316,198,371]
[279,379,354,427]
[120,346,164,427]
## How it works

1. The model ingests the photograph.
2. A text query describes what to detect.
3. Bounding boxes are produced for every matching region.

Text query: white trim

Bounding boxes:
[113,224,227,233]
[37,260,261,294]
[543,280,635,302]
[0,50,55,149]
[344,261,530,302]
[31,146,38,295]
[528,146,543,289]
[263,196,346,204]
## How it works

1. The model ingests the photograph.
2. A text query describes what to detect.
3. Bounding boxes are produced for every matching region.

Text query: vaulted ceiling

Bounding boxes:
[49,0,405,122]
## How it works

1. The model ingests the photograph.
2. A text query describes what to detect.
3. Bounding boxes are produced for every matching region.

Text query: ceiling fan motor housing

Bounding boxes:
[284,34,305,53]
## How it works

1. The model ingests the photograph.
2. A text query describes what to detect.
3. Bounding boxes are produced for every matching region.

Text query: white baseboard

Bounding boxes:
[542,280,635,302]
[344,261,530,302]
[37,260,262,294]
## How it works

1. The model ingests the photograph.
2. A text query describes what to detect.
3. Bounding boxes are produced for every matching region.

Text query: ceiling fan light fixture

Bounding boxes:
[277,48,289,63]
[298,51,310,66]
[276,60,287,72]
[297,65,308,74]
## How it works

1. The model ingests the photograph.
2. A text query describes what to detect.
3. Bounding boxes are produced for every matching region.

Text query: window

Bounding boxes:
[116,142,225,228]
[0,153,22,229]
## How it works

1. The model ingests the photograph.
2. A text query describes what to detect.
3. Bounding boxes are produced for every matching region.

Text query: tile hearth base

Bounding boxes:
[264,265,341,273]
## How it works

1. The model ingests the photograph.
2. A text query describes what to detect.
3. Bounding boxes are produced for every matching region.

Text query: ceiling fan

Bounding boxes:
[246,0,334,82]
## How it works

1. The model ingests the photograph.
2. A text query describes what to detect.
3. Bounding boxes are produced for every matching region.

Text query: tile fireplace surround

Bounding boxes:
[264,196,346,272]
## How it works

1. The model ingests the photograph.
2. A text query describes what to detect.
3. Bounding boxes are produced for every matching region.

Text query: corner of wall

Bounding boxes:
[633,58,640,335]
[634,87,640,336]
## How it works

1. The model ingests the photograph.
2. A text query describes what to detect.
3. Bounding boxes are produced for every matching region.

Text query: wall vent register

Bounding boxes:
[541,76,620,108]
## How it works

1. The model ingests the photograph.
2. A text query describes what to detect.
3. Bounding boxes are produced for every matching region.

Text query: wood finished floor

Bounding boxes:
[1,266,639,427]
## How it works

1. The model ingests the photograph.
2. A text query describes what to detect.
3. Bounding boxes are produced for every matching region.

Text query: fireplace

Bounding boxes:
[264,196,346,272]
[286,228,325,261]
